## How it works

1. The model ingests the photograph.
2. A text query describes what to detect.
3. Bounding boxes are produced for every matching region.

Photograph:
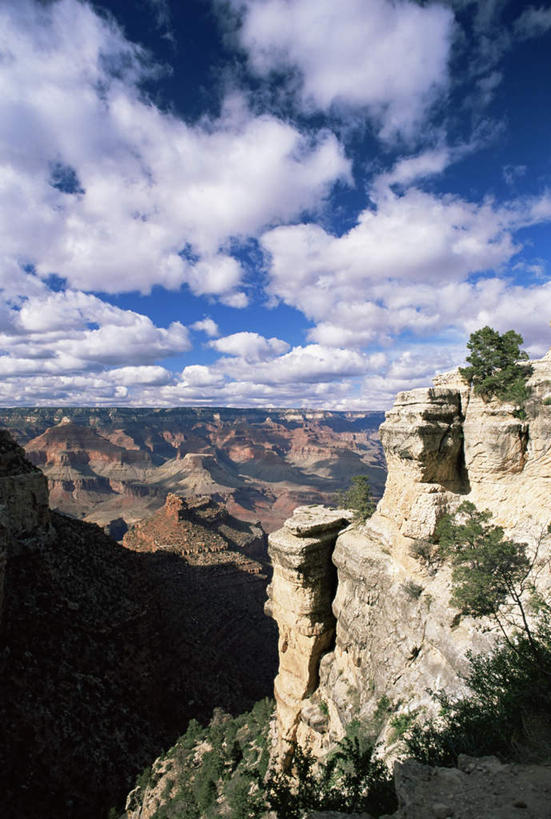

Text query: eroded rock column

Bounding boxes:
[265,505,353,763]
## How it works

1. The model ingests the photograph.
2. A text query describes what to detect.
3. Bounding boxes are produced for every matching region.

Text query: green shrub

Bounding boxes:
[339,475,376,521]
[263,733,396,818]
[389,710,418,742]
[434,501,550,669]
[405,621,551,766]
[459,326,532,406]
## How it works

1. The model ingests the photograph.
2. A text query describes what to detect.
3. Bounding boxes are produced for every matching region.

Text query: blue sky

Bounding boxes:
[1,0,551,408]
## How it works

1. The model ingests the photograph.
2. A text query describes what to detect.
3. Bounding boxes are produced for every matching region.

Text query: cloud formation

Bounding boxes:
[1,0,551,410]
[261,182,551,353]
[0,0,349,301]
[230,0,454,139]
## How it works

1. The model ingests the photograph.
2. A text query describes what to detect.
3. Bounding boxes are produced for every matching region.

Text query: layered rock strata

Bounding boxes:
[268,351,551,761]
[1,407,386,533]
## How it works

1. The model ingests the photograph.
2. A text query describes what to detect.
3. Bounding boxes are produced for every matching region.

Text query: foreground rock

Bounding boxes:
[390,755,551,818]
[308,755,551,818]
[267,351,551,761]
[265,506,354,762]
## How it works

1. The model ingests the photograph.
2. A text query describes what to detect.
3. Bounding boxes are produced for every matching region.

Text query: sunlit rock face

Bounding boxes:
[265,506,354,763]
[267,352,551,762]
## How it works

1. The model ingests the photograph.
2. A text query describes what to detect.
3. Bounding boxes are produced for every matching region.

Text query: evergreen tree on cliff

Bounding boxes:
[459,326,532,405]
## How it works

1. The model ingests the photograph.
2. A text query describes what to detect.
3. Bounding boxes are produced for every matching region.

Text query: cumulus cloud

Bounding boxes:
[230,0,454,139]
[191,318,220,338]
[0,285,191,390]
[0,0,350,298]
[261,185,551,352]
[209,331,289,361]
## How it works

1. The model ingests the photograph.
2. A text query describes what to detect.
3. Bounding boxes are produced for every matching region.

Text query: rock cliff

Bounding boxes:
[267,351,551,762]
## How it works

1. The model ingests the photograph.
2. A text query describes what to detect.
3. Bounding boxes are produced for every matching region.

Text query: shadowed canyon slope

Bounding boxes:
[0,407,385,533]
[0,431,277,819]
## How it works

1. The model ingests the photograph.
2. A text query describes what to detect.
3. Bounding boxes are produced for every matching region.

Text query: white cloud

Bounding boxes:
[181,365,225,387]
[514,6,551,39]
[216,343,383,385]
[191,318,220,338]
[260,186,551,354]
[230,0,454,139]
[0,0,350,298]
[375,148,452,191]
[209,331,289,361]
[0,285,192,383]
[107,366,173,386]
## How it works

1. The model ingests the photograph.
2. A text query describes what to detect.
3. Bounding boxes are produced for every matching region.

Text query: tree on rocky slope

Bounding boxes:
[435,501,550,669]
[339,475,376,521]
[459,326,532,408]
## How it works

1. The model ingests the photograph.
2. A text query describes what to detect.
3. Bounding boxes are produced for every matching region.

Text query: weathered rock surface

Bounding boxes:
[265,506,354,762]
[268,351,551,762]
[308,755,551,818]
[0,407,386,533]
[390,755,551,818]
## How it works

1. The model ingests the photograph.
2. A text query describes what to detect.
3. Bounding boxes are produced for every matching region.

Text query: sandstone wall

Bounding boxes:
[268,351,551,761]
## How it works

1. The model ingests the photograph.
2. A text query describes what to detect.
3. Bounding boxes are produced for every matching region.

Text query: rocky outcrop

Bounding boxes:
[266,506,354,762]
[124,492,266,560]
[268,351,551,762]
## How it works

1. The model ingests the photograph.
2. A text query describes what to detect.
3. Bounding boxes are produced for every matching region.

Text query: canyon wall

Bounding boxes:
[0,432,276,818]
[267,352,551,761]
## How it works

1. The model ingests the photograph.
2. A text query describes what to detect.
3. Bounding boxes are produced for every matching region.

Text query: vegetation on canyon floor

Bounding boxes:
[126,700,396,818]
[127,620,551,817]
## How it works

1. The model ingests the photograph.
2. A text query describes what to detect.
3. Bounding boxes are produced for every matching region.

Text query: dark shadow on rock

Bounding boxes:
[0,512,277,819]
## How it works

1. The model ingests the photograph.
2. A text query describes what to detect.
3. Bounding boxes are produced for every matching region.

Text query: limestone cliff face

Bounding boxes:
[268,351,551,761]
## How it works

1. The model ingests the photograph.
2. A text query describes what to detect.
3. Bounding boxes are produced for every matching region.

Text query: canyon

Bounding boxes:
[126,351,551,817]
[0,407,385,535]
[0,431,277,818]
[4,349,551,817]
